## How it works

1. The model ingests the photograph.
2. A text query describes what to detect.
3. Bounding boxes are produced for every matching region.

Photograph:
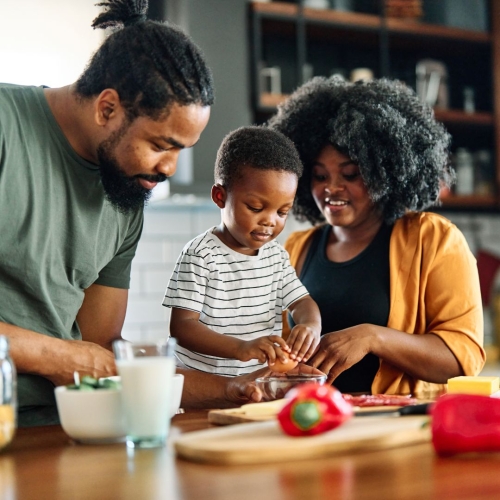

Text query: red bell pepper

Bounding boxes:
[277,383,353,437]
[431,393,500,456]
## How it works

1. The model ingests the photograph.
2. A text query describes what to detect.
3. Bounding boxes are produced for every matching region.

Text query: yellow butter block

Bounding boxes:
[447,376,500,396]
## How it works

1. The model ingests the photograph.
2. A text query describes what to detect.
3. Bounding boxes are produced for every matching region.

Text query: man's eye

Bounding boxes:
[154,144,171,152]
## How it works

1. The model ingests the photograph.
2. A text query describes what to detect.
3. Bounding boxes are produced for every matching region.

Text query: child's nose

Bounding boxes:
[260,213,276,227]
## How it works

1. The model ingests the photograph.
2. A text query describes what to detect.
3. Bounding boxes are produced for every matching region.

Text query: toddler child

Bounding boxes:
[162,126,321,376]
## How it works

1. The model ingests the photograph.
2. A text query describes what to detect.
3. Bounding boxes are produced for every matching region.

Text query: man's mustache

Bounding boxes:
[135,173,168,183]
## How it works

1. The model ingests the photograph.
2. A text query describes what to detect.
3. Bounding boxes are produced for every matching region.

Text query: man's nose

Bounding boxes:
[156,151,180,177]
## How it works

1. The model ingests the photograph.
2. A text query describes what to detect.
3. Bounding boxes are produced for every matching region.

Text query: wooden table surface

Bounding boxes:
[2,410,500,500]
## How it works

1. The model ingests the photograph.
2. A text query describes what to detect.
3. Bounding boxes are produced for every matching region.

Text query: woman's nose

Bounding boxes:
[325,177,345,193]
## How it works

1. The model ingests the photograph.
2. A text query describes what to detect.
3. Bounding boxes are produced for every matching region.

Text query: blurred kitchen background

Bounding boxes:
[3,0,500,364]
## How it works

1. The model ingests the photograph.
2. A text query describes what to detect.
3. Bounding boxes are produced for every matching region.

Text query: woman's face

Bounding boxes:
[310,145,379,230]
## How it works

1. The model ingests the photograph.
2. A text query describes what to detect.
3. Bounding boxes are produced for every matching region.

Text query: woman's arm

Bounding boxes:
[310,324,462,385]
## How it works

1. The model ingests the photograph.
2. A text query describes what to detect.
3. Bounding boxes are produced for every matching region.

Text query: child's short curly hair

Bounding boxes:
[215,126,303,190]
[268,76,454,224]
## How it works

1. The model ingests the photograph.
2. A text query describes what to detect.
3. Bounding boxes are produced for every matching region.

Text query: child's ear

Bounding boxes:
[211,184,227,208]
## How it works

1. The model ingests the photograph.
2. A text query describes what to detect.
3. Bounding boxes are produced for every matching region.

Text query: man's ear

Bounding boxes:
[94,88,123,126]
[211,184,227,208]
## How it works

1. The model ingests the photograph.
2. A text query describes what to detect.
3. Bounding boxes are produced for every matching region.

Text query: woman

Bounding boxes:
[269,76,484,397]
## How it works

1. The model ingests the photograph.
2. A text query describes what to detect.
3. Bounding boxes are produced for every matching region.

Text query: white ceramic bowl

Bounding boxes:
[170,373,184,417]
[55,385,126,444]
[55,373,184,443]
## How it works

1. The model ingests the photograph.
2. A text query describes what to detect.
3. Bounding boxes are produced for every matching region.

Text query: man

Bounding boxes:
[0,0,213,426]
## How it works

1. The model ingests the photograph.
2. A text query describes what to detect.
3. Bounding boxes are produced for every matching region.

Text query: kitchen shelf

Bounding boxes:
[249,0,500,211]
[440,194,498,207]
[253,2,491,43]
[434,110,495,127]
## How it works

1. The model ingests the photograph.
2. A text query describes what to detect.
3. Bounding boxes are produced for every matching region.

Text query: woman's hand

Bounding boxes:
[309,325,375,384]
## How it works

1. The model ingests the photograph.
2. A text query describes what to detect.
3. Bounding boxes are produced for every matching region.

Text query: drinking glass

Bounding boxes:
[113,338,176,449]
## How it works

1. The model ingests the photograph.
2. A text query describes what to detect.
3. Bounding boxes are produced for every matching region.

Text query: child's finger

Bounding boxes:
[269,335,290,352]
[272,345,289,363]
[262,343,277,365]
[301,338,317,362]
[295,337,313,363]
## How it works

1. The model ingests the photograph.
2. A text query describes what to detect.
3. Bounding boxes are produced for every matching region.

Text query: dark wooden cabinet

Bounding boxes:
[249,0,500,211]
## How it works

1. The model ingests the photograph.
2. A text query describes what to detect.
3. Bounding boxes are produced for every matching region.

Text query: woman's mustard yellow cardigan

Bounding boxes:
[284,212,485,397]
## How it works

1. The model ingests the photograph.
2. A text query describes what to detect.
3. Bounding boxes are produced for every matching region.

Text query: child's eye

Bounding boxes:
[247,205,262,213]
[278,211,289,218]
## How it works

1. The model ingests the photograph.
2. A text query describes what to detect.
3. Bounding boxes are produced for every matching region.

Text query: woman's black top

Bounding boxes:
[289,223,393,393]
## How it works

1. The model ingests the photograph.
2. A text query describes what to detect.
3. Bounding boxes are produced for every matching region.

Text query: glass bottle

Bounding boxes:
[0,335,16,450]
[454,147,475,195]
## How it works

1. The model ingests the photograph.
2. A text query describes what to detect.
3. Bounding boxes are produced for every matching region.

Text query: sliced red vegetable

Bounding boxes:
[343,394,418,407]
[431,393,500,456]
[277,383,353,437]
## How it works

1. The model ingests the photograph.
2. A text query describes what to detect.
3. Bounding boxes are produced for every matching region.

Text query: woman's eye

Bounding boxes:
[312,174,326,182]
[343,173,360,181]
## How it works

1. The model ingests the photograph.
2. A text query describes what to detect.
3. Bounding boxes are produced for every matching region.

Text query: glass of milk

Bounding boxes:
[113,338,176,449]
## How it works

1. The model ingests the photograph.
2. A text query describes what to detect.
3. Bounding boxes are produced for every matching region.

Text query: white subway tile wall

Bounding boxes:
[122,198,500,344]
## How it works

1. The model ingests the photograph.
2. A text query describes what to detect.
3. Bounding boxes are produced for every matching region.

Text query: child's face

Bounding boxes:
[212,166,298,256]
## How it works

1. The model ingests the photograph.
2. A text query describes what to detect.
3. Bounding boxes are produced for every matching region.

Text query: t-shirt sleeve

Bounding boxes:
[280,247,309,311]
[94,210,144,289]
[162,249,209,313]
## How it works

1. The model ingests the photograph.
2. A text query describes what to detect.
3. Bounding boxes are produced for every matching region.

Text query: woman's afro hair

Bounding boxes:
[267,76,454,224]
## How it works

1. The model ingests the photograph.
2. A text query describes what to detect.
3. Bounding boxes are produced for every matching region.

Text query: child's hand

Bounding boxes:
[235,335,290,365]
[287,324,320,363]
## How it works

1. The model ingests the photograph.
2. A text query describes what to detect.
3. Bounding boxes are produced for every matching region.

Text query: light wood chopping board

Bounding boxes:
[174,415,431,465]
[208,400,431,425]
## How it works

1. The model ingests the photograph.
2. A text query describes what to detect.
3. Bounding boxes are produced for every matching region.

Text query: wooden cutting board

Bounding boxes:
[174,415,431,465]
[208,401,430,425]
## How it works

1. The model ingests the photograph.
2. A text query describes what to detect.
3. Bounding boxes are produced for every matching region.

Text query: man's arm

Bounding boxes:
[178,363,326,409]
[76,283,128,350]
[1,283,126,388]
[3,321,116,387]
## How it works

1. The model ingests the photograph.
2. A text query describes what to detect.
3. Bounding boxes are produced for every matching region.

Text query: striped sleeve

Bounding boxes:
[162,248,210,313]
[280,247,309,310]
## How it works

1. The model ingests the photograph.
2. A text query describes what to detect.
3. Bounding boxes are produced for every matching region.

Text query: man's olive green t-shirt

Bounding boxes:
[0,84,144,426]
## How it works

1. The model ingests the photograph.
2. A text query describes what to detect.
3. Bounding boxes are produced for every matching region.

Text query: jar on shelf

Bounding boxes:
[0,336,16,450]
[454,147,474,196]
[473,149,495,196]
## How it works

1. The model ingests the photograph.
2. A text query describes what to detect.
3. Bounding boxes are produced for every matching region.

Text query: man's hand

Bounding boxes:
[224,363,327,405]
[235,335,290,365]
[46,340,117,387]
[286,323,320,363]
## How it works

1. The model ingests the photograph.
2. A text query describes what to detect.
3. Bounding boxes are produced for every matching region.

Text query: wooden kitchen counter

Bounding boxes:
[1,410,500,500]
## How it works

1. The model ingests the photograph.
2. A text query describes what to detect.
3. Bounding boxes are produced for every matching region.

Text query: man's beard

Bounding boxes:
[96,125,167,215]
